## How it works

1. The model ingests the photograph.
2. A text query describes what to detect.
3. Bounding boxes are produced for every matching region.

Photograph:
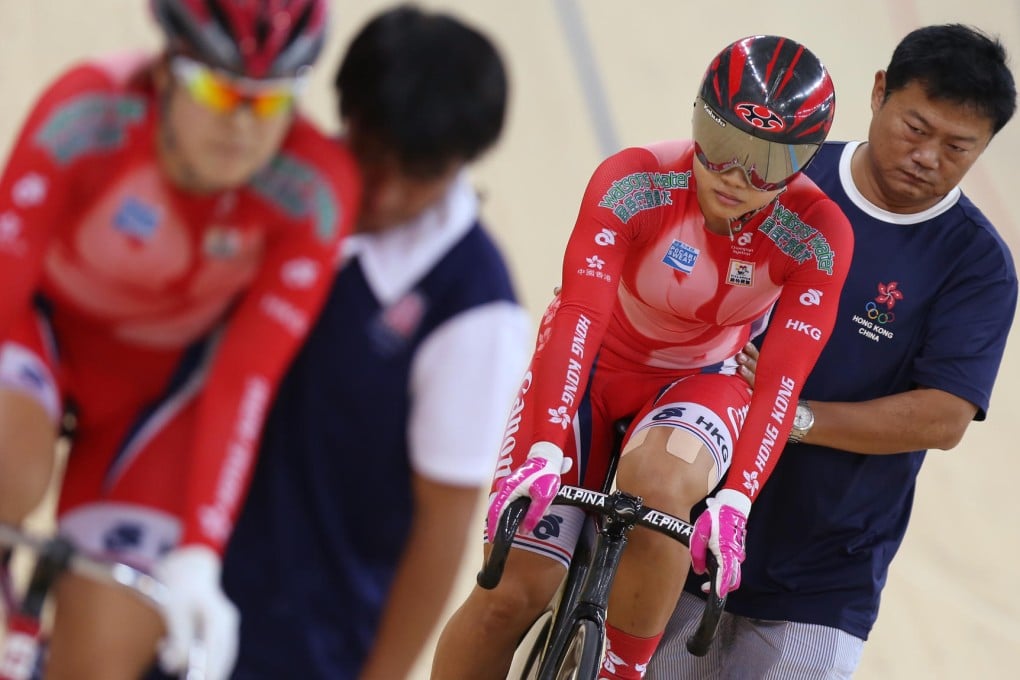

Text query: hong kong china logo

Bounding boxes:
[866,281,903,325]
[875,281,903,308]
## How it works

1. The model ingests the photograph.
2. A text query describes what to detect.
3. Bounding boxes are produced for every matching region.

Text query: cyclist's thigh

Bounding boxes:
[476,543,570,618]
[645,590,725,680]
[56,344,212,559]
[48,571,165,680]
[57,335,216,561]
[622,373,750,497]
[719,616,863,680]
[57,396,195,567]
[0,308,62,424]
[0,309,63,522]
[50,391,198,679]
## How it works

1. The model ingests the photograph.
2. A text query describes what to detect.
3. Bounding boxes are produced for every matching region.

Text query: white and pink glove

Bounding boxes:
[690,488,751,597]
[487,442,573,539]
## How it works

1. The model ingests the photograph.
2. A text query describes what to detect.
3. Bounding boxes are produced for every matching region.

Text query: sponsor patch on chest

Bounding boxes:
[369,290,428,355]
[662,239,700,274]
[203,226,243,258]
[113,196,162,242]
[726,259,754,286]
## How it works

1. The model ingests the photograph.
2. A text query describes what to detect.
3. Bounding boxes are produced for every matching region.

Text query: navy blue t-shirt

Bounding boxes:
[221,221,520,679]
[685,141,1018,639]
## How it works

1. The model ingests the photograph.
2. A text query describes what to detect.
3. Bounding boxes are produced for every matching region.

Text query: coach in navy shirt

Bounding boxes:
[649,24,1017,679]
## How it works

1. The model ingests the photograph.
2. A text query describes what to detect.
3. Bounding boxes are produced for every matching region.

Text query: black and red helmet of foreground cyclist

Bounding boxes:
[692,35,836,191]
[151,0,329,79]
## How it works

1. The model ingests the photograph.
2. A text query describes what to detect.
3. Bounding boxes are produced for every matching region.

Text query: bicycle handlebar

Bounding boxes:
[476,497,530,590]
[684,551,725,657]
[477,486,726,656]
[0,522,204,680]
[0,523,168,613]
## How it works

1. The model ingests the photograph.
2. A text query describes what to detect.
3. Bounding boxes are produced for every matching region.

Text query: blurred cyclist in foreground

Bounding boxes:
[0,1,358,678]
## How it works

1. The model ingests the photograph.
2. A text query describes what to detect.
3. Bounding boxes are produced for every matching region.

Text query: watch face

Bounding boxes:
[793,405,812,429]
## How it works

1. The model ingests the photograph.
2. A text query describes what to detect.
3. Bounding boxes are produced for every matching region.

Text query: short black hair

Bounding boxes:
[884,23,1016,135]
[335,4,508,177]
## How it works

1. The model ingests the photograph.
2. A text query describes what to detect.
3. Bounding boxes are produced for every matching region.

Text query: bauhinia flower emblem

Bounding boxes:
[875,281,903,309]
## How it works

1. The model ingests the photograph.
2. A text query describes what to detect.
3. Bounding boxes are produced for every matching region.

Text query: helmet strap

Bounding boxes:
[727,188,787,241]
[726,218,742,242]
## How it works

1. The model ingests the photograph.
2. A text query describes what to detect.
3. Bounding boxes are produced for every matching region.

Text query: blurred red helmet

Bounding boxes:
[151,0,329,78]
[693,35,836,190]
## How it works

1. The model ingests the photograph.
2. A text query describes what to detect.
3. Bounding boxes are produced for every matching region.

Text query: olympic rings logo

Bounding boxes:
[865,301,895,324]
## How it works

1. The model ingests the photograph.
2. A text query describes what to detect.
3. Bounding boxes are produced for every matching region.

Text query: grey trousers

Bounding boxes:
[645,591,864,679]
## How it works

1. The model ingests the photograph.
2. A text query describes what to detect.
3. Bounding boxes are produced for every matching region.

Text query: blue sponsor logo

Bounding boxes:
[662,239,699,274]
[103,522,144,552]
[113,197,160,241]
[533,513,564,540]
[18,363,46,389]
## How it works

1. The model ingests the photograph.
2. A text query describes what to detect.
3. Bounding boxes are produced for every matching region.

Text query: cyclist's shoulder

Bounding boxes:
[33,51,153,126]
[25,51,155,166]
[37,50,153,102]
[595,139,694,179]
[245,123,359,245]
[780,172,852,229]
[584,140,694,239]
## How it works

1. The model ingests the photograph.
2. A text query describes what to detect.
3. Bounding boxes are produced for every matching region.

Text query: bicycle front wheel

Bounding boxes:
[551,619,603,680]
[512,609,552,680]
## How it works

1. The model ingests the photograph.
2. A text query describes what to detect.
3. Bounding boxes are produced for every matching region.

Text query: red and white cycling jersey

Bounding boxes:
[495,140,852,502]
[0,53,359,552]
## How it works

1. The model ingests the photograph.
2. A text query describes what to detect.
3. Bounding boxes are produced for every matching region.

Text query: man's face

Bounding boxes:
[157,56,300,192]
[348,129,462,234]
[863,73,995,213]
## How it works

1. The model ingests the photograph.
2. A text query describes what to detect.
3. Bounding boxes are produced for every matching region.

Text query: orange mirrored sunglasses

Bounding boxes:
[170,55,307,118]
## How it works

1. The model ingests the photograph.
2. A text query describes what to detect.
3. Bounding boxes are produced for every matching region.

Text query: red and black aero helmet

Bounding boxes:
[151,0,329,79]
[693,35,836,190]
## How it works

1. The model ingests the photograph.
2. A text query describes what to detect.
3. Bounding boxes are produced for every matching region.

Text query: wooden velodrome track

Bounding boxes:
[1,1,1017,678]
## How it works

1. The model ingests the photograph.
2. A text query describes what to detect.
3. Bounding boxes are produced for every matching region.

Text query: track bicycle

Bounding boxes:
[0,522,204,680]
[480,420,726,680]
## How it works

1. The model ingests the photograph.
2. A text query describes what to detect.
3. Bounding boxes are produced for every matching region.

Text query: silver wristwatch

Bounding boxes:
[788,400,815,444]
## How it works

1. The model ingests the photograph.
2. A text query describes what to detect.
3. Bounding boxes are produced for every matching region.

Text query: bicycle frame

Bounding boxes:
[485,485,725,679]
[539,490,644,679]
[480,417,725,678]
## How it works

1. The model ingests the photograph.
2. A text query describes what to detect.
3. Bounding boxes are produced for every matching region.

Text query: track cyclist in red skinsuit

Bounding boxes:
[431,35,854,680]
[0,2,358,679]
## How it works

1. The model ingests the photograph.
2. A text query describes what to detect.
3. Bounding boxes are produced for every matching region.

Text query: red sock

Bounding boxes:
[599,623,664,679]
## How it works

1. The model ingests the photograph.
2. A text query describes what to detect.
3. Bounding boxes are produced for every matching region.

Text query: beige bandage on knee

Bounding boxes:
[661,428,721,490]
[665,428,705,464]
[622,426,702,464]
[620,425,722,496]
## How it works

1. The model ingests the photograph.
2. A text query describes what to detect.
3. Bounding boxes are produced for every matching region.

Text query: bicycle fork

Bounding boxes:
[0,538,73,680]
[540,494,641,679]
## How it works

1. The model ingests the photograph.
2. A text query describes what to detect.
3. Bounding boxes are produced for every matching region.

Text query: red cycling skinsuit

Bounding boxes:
[0,53,359,565]
[492,140,852,564]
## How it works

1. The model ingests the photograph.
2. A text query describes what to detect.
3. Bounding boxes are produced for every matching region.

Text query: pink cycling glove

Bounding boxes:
[690,488,751,597]
[487,442,573,540]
